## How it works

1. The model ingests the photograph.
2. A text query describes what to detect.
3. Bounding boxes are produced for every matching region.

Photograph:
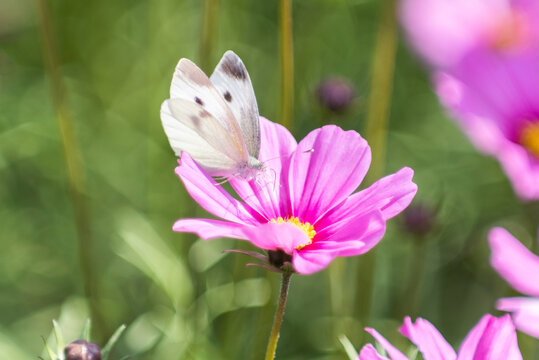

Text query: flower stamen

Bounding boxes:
[489,11,527,51]
[519,122,539,159]
[271,216,316,250]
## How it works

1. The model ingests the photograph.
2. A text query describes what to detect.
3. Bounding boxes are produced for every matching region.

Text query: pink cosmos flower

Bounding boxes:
[435,48,539,200]
[400,0,539,200]
[173,118,417,274]
[489,227,539,338]
[359,314,522,360]
[400,0,539,68]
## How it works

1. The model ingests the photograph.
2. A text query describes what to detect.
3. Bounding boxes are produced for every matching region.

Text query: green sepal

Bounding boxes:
[81,319,92,342]
[41,336,57,360]
[52,319,65,360]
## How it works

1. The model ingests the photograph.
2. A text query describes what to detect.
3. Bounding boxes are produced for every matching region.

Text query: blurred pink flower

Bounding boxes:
[489,227,539,338]
[400,0,539,200]
[173,118,417,274]
[435,48,539,200]
[400,0,539,68]
[359,314,522,360]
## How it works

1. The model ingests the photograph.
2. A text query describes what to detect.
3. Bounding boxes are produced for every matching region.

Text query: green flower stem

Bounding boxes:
[398,240,427,318]
[364,0,398,182]
[279,0,294,129]
[37,0,104,340]
[355,0,398,324]
[199,0,220,73]
[264,271,293,360]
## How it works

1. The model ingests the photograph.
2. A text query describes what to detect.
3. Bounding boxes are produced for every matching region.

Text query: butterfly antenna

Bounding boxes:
[263,148,315,163]
[269,167,277,192]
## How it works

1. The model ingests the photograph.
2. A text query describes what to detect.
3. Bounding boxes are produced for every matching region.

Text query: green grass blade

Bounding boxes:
[101,324,126,360]
[339,334,358,360]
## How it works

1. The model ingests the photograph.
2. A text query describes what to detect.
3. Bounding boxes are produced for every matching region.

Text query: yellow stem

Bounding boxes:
[199,0,220,73]
[279,0,294,129]
[355,0,398,325]
[37,0,105,340]
[364,0,398,182]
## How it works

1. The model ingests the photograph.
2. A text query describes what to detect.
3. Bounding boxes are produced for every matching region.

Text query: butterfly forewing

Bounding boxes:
[170,58,249,161]
[210,51,261,159]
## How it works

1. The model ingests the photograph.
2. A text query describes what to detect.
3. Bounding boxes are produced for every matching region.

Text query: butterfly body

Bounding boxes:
[161,51,263,181]
[237,156,265,180]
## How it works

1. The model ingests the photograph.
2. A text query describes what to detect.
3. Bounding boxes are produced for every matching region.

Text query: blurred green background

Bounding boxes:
[1,0,538,359]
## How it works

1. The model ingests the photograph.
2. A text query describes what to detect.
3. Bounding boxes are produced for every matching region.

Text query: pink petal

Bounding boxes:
[175,152,262,224]
[257,116,297,165]
[316,167,417,232]
[399,317,456,360]
[173,218,247,240]
[434,72,506,155]
[496,140,539,201]
[292,248,337,275]
[497,297,539,339]
[458,314,522,360]
[287,125,371,224]
[455,315,490,360]
[364,328,408,360]
[488,227,539,296]
[313,210,386,257]
[358,344,391,360]
[445,48,539,127]
[229,117,297,220]
[433,48,539,201]
[399,0,508,67]
[239,222,311,255]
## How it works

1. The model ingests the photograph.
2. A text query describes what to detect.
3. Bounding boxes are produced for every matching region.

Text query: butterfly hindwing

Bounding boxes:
[210,51,261,159]
[160,98,243,176]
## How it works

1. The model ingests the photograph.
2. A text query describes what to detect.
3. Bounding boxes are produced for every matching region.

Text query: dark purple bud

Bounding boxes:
[401,203,437,237]
[316,76,356,113]
[64,340,102,360]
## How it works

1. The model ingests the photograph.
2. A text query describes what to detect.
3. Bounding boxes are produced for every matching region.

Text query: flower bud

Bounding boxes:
[64,339,102,360]
[315,76,356,113]
[401,203,436,237]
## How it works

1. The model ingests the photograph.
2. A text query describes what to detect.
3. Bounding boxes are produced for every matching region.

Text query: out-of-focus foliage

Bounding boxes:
[0,0,537,359]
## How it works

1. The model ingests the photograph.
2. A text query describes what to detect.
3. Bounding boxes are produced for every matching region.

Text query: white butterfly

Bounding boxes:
[160,50,264,181]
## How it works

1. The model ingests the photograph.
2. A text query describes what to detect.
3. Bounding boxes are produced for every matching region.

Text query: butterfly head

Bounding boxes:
[235,156,265,181]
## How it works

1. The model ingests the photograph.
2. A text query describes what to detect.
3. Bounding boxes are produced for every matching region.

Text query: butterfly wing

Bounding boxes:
[160,98,244,176]
[169,58,249,162]
[210,51,261,159]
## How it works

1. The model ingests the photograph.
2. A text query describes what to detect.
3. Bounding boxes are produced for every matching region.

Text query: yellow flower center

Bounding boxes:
[519,122,539,159]
[271,216,316,250]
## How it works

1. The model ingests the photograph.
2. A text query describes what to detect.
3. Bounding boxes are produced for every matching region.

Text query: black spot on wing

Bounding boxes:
[189,115,202,129]
[221,57,247,80]
[224,91,232,102]
[195,96,204,106]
